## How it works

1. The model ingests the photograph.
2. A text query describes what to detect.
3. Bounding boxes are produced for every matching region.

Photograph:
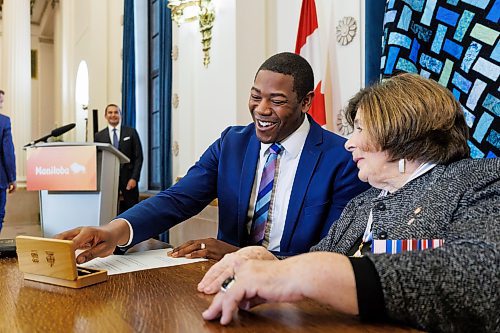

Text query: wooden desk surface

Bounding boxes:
[0,246,420,332]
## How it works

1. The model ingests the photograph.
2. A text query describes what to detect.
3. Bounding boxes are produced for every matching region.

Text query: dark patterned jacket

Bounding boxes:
[311,158,500,332]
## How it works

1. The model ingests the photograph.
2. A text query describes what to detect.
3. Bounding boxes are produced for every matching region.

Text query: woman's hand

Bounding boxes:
[202,259,303,325]
[197,246,276,294]
[202,252,359,326]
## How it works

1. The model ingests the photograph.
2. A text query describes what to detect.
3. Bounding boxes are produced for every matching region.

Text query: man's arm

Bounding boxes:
[115,128,233,248]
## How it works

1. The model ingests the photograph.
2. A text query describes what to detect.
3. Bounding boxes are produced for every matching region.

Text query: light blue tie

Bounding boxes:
[112,128,119,149]
[249,143,283,245]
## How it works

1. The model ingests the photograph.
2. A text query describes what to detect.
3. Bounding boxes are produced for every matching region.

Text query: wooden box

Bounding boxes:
[16,235,107,288]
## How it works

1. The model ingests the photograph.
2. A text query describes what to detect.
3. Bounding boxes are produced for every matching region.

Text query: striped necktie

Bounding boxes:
[112,128,119,149]
[249,143,283,245]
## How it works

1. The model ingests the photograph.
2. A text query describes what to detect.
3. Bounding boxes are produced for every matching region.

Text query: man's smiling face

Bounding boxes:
[249,70,308,144]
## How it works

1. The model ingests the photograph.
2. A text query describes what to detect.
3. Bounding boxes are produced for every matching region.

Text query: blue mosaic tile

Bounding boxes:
[491,41,500,62]
[483,94,500,117]
[486,151,497,158]
[454,10,475,42]
[486,129,500,149]
[380,56,387,69]
[439,58,454,85]
[473,112,494,142]
[435,6,460,26]
[461,41,482,73]
[421,0,437,25]
[389,32,413,48]
[396,58,419,72]
[410,38,421,61]
[384,10,398,26]
[472,57,500,81]
[403,0,425,11]
[466,79,487,110]
[452,71,472,92]
[381,0,500,157]
[410,22,434,42]
[470,23,499,46]
[443,38,463,58]
[462,106,476,127]
[420,53,443,73]
[420,68,432,78]
[398,5,413,30]
[461,0,489,9]
[486,0,500,23]
[385,46,401,74]
[431,24,447,53]
[468,140,485,158]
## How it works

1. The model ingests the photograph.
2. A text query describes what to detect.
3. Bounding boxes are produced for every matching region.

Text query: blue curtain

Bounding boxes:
[365,0,386,86]
[121,0,136,127]
[158,0,173,242]
[159,0,172,190]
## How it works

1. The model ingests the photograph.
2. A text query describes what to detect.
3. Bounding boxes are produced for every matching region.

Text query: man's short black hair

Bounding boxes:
[256,52,314,101]
[0,90,4,95]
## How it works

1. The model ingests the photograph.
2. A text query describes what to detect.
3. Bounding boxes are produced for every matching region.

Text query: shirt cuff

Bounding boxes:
[348,256,387,321]
[111,218,134,247]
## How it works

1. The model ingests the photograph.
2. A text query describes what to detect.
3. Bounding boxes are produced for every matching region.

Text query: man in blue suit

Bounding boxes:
[56,53,369,262]
[0,90,17,233]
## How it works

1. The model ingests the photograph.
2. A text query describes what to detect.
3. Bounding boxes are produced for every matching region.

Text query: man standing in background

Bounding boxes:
[94,104,143,213]
[0,90,17,233]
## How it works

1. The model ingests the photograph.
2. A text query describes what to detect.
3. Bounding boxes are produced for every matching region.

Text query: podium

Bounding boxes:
[25,143,129,237]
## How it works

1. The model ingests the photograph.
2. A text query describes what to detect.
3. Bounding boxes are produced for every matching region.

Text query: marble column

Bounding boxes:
[1,0,31,184]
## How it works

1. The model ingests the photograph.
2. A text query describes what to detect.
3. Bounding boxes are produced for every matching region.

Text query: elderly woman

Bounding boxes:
[199,73,500,332]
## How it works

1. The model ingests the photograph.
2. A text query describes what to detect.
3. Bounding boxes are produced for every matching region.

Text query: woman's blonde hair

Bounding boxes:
[345,73,469,164]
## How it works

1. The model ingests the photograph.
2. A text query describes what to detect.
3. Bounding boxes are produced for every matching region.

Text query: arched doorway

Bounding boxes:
[75,60,89,141]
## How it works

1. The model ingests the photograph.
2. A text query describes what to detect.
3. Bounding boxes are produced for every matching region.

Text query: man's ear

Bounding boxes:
[301,91,314,113]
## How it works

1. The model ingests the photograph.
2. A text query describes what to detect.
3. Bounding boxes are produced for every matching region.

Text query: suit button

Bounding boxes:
[375,202,386,211]
[378,231,388,239]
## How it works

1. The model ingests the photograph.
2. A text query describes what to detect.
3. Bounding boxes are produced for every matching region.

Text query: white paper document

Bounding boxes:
[79,249,207,275]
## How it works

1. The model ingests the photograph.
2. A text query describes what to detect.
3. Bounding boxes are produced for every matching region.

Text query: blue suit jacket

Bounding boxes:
[119,116,369,256]
[0,114,16,189]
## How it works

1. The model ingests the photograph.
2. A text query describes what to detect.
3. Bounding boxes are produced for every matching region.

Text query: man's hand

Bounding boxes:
[7,181,16,193]
[126,179,137,190]
[168,238,239,261]
[197,246,276,294]
[54,219,131,264]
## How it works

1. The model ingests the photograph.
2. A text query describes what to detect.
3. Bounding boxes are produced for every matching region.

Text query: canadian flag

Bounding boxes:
[295,0,327,127]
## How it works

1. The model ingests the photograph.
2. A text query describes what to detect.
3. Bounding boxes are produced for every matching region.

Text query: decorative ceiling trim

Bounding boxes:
[0,0,52,25]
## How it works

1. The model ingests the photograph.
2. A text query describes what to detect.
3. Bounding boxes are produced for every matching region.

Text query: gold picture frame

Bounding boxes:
[31,49,38,79]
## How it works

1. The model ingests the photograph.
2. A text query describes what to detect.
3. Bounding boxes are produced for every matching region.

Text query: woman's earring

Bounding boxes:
[398,159,405,174]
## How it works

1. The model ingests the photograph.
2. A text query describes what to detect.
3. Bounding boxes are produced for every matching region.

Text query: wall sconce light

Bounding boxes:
[167,0,215,68]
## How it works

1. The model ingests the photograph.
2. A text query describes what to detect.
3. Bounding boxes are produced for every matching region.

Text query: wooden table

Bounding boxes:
[0,242,420,332]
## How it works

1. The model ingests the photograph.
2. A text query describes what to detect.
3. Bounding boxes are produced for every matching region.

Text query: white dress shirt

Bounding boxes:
[246,116,310,251]
[107,123,121,144]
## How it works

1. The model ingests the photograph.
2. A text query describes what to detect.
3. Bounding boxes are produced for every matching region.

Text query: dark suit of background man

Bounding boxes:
[94,104,143,213]
[0,90,17,233]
